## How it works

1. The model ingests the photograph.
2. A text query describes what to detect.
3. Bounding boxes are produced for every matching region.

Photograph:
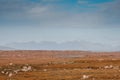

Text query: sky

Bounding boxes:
[0,0,120,51]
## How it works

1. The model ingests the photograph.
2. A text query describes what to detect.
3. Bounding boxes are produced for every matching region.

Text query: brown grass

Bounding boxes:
[0,50,120,80]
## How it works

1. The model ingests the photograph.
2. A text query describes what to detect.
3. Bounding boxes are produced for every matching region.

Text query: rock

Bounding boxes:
[8,72,13,77]
[9,63,13,66]
[82,75,89,79]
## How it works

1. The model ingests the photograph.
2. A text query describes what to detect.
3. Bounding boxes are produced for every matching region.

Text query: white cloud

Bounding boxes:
[39,12,106,28]
[27,6,49,16]
[0,0,119,28]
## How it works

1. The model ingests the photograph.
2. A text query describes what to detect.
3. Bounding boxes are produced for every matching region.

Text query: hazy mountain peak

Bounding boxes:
[0,46,15,50]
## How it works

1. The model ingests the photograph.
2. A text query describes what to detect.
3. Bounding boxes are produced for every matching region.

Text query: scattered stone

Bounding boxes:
[104,65,113,69]
[9,63,13,66]
[82,75,89,79]
[1,71,5,74]
[13,69,20,74]
[21,65,32,72]
[43,69,47,72]
[8,72,13,77]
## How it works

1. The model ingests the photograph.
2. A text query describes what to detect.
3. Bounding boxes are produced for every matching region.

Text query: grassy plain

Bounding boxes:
[0,50,120,80]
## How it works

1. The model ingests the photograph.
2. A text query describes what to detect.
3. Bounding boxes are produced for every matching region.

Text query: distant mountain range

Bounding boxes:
[2,41,120,52]
[0,46,15,50]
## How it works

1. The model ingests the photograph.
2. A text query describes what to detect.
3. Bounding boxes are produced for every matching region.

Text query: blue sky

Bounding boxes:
[0,0,120,51]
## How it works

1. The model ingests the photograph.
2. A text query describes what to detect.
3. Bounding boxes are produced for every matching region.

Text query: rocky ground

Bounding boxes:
[0,50,120,80]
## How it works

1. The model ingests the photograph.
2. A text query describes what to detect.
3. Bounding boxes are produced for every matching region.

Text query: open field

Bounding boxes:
[0,50,120,80]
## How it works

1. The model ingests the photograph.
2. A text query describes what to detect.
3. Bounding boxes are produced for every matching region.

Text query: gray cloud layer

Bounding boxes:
[0,0,119,28]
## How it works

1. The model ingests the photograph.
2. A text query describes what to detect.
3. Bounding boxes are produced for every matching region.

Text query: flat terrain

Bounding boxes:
[0,50,120,80]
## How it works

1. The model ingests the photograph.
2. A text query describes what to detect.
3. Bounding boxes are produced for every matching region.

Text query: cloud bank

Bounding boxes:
[4,41,120,52]
[0,0,120,28]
